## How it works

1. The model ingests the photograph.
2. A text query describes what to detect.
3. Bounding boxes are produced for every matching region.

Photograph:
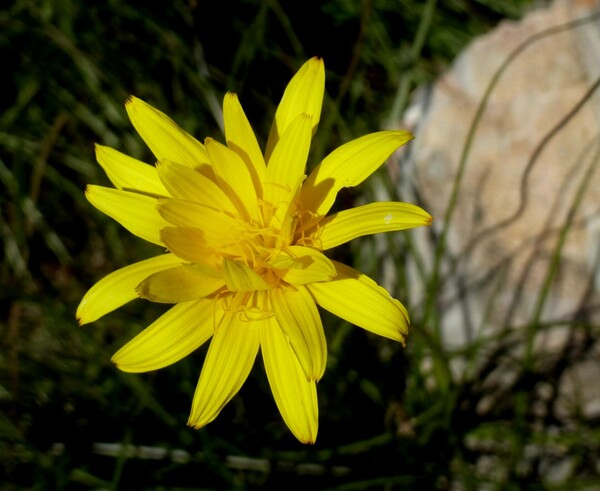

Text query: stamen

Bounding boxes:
[293,208,323,250]
[220,291,274,322]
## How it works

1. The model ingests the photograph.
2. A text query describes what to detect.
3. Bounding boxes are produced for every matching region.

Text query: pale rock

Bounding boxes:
[395,0,600,422]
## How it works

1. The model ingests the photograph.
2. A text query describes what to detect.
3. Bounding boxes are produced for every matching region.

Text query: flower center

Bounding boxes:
[216,210,293,290]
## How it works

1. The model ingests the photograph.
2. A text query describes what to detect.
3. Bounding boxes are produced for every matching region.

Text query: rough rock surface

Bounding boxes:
[397,0,600,421]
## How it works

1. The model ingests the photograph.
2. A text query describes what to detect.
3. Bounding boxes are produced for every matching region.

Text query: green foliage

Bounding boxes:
[5,0,600,490]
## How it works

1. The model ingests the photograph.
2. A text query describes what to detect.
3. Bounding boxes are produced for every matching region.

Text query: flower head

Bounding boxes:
[77,57,432,443]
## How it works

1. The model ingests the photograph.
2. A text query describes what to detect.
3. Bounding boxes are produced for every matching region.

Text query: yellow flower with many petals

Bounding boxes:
[77,57,432,443]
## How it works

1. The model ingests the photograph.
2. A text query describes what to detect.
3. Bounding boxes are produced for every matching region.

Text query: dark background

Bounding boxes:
[6,1,593,489]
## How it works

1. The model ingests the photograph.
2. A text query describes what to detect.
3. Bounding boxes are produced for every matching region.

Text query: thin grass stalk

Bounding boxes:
[422,11,600,336]
[110,427,132,490]
[523,138,600,370]
[387,0,437,127]
[506,137,600,483]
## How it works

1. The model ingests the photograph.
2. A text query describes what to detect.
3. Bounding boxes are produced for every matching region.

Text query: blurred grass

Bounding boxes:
[6,0,600,489]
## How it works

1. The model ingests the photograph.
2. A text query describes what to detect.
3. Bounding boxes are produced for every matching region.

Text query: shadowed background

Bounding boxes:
[5,0,600,489]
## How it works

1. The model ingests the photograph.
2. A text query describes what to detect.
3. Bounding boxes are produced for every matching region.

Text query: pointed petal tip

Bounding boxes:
[186,410,206,429]
[75,311,86,326]
[110,348,125,366]
[125,95,154,118]
[287,423,319,445]
[295,436,316,445]
[308,56,324,68]
[75,301,91,325]
[413,206,434,227]
[110,357,137,374]
[93,142,110,162]
[394,129,414,144]
[133,283,145,299]
[83,184,94,200]
[186,418,205,431]
[124,95,151,117]
[110,351,132,371]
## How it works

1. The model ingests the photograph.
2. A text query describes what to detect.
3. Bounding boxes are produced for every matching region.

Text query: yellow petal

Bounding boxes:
[300,131,413,226]
[264,113,312,215]
[188,299,261,429]
[271,245,336,285]
[156,159,237,214]
[306,261,409,344]
[95,144,168,196]
[85,185,168,245]
[223,92,266,193]
[160,227,220,265]
[222,259,270,292]
[265,57,325,162]
[156,198,244,245]
[137,265,225,303]
[125,96,211,170]
[112,298,215,372]
[316,202,433,250]
[270,286,326,381]
[260,316,318,444]
[182,262,223,279]
[205,137,258,220]
[76,253,182,325]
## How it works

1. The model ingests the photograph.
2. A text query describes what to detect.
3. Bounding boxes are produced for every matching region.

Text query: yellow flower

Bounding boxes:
[77,57,432,444]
